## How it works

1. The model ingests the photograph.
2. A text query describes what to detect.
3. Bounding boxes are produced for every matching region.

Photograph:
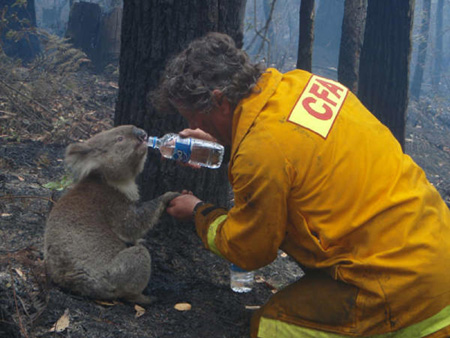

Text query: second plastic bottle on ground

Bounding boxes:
[230,263,254,293]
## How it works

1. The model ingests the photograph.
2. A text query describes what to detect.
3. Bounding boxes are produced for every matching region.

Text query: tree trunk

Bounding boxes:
[0,0,40,62]
[432,0,444,91]
[262,0,276,64]
[96,7,122,71]
[410,0,431,100]
[337,0,367,93]
[358,0,415,150]
[297,0,315,71]
[115,0,247,204]
[313,0,344,76]
[65,2,102,63]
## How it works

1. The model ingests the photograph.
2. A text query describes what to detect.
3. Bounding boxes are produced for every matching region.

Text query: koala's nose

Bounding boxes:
[133,127,147,142]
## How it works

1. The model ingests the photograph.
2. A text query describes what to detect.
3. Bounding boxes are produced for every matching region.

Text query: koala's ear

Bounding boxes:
[65,142,97,181]
[66,142,91,156]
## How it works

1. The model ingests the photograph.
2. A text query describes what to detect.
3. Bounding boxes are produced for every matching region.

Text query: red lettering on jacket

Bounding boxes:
[302,96,333,120]
[288,74,349,139]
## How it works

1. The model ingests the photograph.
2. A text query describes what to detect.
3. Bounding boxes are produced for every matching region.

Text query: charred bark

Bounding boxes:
[410,0,431,100]
[96,7,122,71]
[297,0,315,72]
[338,0,367,93]
[65,2,102,63]
[431,0,444,91]
[358,0,415,149]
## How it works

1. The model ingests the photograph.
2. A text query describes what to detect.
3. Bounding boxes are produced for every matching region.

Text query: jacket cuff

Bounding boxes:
[194,203,228,248]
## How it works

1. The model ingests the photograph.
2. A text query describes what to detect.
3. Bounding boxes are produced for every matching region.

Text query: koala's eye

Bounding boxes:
[117,136,124,142]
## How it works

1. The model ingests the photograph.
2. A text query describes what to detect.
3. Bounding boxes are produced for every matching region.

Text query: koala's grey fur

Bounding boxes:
[44,125,179,304]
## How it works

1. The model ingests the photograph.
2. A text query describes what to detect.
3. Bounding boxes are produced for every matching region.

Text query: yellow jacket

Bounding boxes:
[194,68,450,335]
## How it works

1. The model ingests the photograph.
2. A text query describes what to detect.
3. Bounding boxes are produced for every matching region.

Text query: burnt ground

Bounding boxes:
[1,79,449,337]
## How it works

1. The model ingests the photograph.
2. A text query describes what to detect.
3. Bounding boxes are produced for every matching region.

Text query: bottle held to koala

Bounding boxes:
[148,133,224,169]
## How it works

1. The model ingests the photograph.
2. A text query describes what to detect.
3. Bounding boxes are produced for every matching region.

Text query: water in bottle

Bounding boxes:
[230,263,254,293]
[147,133,224,169]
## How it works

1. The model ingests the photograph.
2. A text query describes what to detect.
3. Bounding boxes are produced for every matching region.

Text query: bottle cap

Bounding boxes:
[147,136,157,148]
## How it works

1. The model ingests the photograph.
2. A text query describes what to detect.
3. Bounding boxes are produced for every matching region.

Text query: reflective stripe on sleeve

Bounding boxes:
[207,215,227,259]
[258,305,450,338]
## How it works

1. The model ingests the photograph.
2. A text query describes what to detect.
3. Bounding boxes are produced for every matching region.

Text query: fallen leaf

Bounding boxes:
[14,268,26,281]
[174,302,192,311]
[17,175,25,181]
[94,300,118,306]
[49,308,70,333]
[245,305,261,310]
[108,82,119,89]
[255,275,265,283]
[135,304,145,318]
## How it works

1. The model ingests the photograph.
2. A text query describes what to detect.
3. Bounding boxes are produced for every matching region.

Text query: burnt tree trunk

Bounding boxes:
[0,0,40,62]
[337,0,367,93]
[297,0,315,72]
[96,7,122,71]
[358,0,415,150]
[65,2,102,64]
[432,0,444,92]
[115,0,247,204]
[313,0,344,75]
[410,0,431,100]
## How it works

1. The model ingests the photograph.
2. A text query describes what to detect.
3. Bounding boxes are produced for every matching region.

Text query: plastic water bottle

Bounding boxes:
[147,133,224,169]
[230,263,254,293]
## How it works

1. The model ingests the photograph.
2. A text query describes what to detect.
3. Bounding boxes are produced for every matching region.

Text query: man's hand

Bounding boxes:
[174,128,219,169]
[179,128,218,143]
[166,190,202,221]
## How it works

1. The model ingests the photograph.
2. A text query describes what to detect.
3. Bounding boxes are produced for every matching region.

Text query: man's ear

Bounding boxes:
[212,89,223,103]
[212,89,231,115]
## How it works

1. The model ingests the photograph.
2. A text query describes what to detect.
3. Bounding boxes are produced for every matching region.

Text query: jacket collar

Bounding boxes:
[230,68,283,160]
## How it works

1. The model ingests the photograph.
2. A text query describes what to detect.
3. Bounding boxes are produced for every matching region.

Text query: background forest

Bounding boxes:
[0,0,449,337]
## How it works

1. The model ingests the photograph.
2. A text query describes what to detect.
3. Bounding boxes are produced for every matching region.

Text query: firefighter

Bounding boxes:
[151,32,450,337]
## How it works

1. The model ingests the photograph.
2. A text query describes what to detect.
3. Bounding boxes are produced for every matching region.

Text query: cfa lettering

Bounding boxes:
[301,79,345,120]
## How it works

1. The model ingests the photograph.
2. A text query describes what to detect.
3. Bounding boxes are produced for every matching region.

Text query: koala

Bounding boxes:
[44,125,179,304]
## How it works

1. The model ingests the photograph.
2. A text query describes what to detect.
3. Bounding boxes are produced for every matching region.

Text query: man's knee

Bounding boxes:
[251,270,359,337]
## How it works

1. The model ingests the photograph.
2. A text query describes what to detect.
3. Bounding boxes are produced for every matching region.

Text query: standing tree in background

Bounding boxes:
[0,0,40,62]
[410,0,431,100]
[432,0,444,92]
[338,0,367,93]
[262,0,276,64]
[358,0,415,150]
[65,2,102,65]
[297,0,315,71]
[313,0,344,76]
[115,0,247,204]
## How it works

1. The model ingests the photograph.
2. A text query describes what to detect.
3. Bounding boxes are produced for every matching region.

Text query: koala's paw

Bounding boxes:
[160,191,181,205]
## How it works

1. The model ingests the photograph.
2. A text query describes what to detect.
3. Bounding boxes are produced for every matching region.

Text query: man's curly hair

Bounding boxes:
[150,32,264,115]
